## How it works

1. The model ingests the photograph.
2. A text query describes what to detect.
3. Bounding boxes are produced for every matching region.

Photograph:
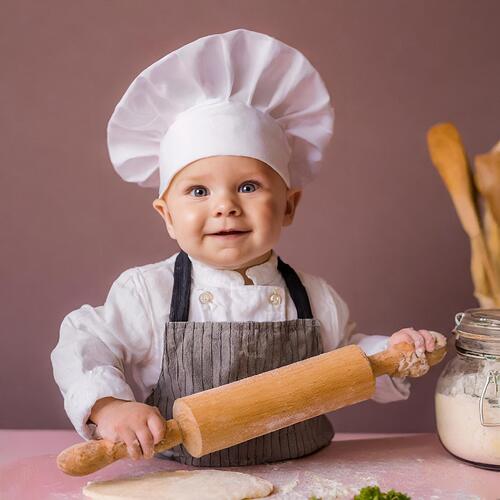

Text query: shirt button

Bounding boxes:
[199,291,213,304]
[268,289,282,307]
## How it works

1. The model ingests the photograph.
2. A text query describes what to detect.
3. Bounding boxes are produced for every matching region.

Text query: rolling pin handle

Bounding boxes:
[154,418,183,453]
[369,342,447,378]
[56,418,182,476]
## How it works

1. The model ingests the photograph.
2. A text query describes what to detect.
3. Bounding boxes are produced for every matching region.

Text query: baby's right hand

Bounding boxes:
[90,397,165,460]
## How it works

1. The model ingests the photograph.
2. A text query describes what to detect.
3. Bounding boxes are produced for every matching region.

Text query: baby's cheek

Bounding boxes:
[181,214,204,237]
[265,219,285,246]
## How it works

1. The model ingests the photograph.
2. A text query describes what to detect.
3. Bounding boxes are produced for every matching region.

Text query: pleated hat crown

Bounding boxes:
[107,29,334,197]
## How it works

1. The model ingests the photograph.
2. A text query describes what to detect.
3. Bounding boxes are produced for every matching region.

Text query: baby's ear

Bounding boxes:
[283,188,302,226]
[152,198,176,239]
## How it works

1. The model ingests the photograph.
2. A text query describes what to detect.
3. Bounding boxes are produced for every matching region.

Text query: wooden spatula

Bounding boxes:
[475,150,500,228]
[427,123,500,305]
[474,148,500,303]
[57,341,446,476]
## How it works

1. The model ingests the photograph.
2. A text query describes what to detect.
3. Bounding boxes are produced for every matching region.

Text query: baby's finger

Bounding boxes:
[148,411,166,445]
[407,329,425,355]
[389,329,413,347]
[418,329,436,352]
[135,426,155,459]
[120,428,142,460]
[429,330,447,348]
[94,425,112,441]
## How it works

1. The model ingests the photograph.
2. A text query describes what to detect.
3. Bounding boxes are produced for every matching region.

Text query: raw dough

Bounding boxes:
[82,469,274,500]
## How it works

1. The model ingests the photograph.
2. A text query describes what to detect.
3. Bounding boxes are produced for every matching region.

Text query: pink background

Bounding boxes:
[2,0,499,433]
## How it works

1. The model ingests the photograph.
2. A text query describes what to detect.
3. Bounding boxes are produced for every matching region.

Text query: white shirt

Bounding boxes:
[51,250,410,439]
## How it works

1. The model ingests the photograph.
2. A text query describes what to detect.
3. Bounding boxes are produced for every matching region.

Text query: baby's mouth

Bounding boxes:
[209,230,251,237]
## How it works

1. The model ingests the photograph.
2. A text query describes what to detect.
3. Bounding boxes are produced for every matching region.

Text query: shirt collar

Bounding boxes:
[189,250,281,287]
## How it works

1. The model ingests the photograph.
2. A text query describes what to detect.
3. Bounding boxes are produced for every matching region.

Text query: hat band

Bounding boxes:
[158,100,291,197]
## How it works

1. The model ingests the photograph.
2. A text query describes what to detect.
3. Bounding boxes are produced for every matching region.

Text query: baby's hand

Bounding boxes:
[388,327,445,356]
[388,328,446,378]
[90,397,165,460]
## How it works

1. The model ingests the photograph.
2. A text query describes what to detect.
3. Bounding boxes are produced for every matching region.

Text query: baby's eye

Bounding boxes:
[239,182,258,193]
[189,186,209,197]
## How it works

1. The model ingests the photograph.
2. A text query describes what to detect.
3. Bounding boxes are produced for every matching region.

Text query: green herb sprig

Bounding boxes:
[354,485,411,500]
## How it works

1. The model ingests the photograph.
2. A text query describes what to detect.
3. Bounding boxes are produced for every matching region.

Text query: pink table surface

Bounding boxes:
[0,430,498,500]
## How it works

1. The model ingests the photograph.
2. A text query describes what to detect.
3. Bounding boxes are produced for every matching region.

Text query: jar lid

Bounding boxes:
[454,308,500,342]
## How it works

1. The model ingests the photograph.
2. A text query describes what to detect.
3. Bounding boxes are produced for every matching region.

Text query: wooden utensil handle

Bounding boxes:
[56,419,182,476]
[369,342,447,378]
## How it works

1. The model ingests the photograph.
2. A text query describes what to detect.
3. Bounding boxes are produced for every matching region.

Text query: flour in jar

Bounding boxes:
[435,362,500,466]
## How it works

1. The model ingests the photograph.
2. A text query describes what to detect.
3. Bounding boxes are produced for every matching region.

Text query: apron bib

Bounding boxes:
[146,251,334,466]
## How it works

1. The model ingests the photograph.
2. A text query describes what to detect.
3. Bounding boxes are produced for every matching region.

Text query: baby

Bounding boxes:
[51,29,443,467]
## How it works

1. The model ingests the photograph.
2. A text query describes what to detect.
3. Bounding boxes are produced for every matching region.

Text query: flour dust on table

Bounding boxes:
[82,469,273,500]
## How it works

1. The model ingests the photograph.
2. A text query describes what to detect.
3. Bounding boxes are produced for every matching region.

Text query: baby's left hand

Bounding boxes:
[388,327,445,356]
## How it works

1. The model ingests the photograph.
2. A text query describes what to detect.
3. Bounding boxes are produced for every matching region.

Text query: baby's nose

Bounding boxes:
[214,197,242,216]
[216,206,241,216]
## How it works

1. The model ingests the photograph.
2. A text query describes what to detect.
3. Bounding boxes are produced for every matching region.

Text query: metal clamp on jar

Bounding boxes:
[435,308,500,470]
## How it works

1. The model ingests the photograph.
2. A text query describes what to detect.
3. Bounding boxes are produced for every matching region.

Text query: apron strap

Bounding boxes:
[170,251,313,321]
[277,256,313,319]
[169,250,192,322]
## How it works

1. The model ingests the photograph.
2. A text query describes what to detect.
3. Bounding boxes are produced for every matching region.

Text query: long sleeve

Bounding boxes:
[51,268,157,439]
[349,331,410,402]
[319,281,410,403]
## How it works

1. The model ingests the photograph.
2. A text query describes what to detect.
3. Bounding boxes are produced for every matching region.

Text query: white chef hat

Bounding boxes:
[107,28,334,198]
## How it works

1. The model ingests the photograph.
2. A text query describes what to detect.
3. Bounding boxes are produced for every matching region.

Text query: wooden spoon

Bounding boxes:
[474,148,500,302]
[474,150,500,227]
[427,123,500,304]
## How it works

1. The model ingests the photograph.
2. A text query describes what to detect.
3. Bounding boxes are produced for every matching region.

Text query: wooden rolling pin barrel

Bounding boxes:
[57,341,447,476]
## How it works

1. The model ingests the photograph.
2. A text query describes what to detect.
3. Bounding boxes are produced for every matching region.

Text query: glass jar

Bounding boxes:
[435,308,500,470]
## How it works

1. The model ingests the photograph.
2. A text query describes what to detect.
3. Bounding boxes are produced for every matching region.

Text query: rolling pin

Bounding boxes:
[57,341,446,476]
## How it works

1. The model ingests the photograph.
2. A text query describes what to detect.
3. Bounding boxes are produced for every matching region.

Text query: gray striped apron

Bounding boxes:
[146,250,334,466]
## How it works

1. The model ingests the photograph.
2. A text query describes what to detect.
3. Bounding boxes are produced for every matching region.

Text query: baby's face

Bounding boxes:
[153,156,301,270]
